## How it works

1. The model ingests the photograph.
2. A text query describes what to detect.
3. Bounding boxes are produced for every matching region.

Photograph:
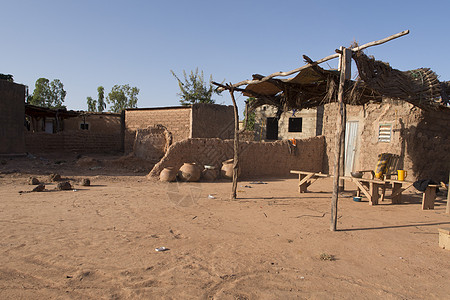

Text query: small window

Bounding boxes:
[80,123,89,130]
[288,117,302,132]
[378,123,391,142]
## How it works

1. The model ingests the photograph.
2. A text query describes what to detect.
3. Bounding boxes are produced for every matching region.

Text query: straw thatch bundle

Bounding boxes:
[353,51,447,109]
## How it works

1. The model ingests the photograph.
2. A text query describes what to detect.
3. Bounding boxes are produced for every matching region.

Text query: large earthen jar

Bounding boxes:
[160,167,178,182]
[179,163,201,182]
[202,166,218,182]
[221,159,234,180]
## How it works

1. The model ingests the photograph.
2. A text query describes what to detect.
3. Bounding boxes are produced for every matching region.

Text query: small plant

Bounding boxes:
[319,253,335,261]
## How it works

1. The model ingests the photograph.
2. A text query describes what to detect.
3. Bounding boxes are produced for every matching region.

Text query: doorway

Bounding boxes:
[344,121,359,175]
[266,117,278,140]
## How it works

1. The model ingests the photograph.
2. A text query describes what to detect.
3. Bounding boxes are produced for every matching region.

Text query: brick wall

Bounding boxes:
[191,103,234,139]
[0,80,26,154]
[25,131,122,154]
[133,126,169,163]
[64,114,121,133]
[124,107,191,154]
[322,100,450,181]
[149,136,324,179]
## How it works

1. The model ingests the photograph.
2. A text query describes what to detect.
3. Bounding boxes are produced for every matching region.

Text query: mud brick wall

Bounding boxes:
[149,136,324,179]
[124,107,191,154]
[239,130,256,142]
[64,114,121,133]
[133,127,168,163]
[0,80,26,154]
[322,100,450,181]
[191,103,234,139]
[25,131,122,154]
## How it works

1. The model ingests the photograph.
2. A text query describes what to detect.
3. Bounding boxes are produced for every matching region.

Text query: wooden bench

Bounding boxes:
[384,179,439,209]
[341,176,385,205]
[291,170,440,210]
[290,171,330,193]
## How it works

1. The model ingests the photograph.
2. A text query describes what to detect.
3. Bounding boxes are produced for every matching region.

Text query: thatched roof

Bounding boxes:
[240,52,449,112]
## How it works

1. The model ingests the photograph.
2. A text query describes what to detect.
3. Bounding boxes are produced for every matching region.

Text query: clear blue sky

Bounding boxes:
[2,0,449,115]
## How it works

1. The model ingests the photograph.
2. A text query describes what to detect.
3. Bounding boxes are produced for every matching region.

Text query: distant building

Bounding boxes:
[253,105,323,141]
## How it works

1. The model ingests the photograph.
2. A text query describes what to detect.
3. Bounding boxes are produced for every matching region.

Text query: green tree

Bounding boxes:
[170,68,221,106]
[106,84,139,113]
[86,86,106,112]
[86,96,97,112]
[28,78,66,108]
[97,86,106,112]
[243,97,256,131]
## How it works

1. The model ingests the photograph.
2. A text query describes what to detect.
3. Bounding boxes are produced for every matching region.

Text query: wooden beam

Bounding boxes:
[218,30,409,91]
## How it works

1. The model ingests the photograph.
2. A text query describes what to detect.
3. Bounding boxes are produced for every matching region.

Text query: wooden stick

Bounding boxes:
[218,30,409,91]
[330,47,351,231]
[229,87,240,199]
[446,172,450,214]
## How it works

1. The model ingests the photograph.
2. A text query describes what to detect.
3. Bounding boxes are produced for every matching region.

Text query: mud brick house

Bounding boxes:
[0,79,26,155]
[227,49,450,182]
[124,103,235,160]
[253,105,323,141]
[25,105,122,154]
[322,99,450,181]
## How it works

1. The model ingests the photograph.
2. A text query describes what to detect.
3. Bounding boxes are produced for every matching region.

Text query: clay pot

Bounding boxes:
[160,167,178,182]
[202,166,218,182]
[221,159,238,180]
[178,163,201,182]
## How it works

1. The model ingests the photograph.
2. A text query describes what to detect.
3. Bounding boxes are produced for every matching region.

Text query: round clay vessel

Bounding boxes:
[179,163,201,182]
[160,167,178,182]
[202,168,218,182]
[221,159,235,180]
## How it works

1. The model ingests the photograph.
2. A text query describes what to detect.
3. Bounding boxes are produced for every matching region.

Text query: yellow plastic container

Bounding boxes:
[397,170,407,181]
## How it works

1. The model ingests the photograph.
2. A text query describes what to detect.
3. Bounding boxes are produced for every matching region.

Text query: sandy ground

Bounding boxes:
[0,154,449,300]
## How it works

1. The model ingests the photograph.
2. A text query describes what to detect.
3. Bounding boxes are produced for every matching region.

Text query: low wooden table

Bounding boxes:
[342,176,387,205]
[291,171,440,210]
[384,179,415,204]
[290,171,330,193]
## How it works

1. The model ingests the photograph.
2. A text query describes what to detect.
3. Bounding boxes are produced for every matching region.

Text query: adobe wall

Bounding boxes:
[25,131,122,154]
[0,80,26,154]
[124,107,191,154]
[254,105,320,140]
[64,114,121,133]
[148,136,325,179]
[322,100,450,181]
[191,103,234,139]
[133,126,171,163]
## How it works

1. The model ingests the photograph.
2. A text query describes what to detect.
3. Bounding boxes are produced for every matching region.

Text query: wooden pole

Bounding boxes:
[338,46,350,191]
[446,172,450,214]
[229,87,240,199]
[331,47,351,231]
[339,106,346,191]
[218,30,409,91]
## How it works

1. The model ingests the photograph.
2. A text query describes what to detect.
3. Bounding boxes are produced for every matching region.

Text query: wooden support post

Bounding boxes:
[446,172,450,214]
[229,88,240,199]
[339,104,346,192]
[331,47,351,231]
[338,46,351,192]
